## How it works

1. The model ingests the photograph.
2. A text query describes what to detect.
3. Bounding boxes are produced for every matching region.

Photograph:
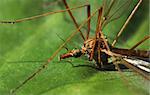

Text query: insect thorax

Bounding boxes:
[81,38,110,66]
[60,38,110,67]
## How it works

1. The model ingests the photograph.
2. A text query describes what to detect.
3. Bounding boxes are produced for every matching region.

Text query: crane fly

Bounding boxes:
[0,0,149,95]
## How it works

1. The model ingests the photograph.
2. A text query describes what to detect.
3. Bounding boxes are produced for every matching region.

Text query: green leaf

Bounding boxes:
[0,0,149,95]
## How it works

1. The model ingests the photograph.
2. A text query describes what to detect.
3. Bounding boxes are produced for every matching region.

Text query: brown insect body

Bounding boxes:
[111,48,150,58]
[60,37,150,69]
[1,0,150,94]
[60,37,111,68]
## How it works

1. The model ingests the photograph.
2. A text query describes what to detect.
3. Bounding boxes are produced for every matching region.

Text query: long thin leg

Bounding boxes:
[10,23,78,94]
[130,36,150,50]
[96,7,110,67]
[62,0,85,40]
[97,8,103,66]
[0,4,88,24]
[86,5,91,40]
[10,8,99,94]
[104,0,115,17]
[89,8,103,61]
[112,0,142,47]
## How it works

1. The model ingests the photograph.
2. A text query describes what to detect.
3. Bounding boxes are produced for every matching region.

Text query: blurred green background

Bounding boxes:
[0,0,149,95]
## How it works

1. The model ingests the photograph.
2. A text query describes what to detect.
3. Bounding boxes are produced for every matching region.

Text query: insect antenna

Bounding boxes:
[56,33,69,51]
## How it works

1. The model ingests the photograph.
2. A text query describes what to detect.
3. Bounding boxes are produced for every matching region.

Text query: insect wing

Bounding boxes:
[123,57,150,73]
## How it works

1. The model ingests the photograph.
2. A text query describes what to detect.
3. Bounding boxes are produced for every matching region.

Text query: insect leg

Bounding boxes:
[88,7,103,61]
[11,8,99,94]
[0,4,88,24]
[130,36,150,50]
[112,0,142,46]
[86,4,91,40]
[62,0,86,41]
